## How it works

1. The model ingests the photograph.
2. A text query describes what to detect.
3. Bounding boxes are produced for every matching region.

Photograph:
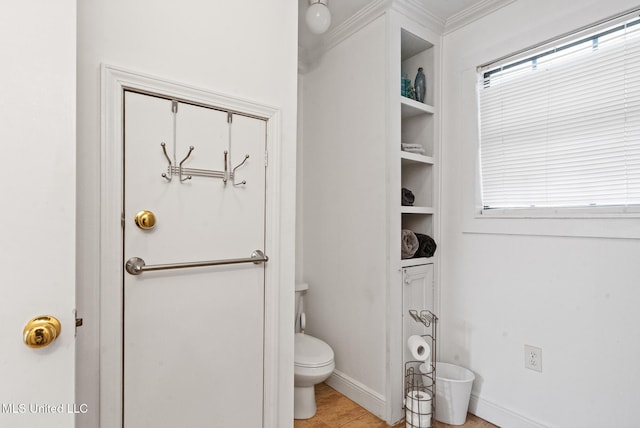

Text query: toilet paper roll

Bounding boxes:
[405,409,431,428]
[405,389,432,413]
[405,389,432,428]
[407,335,431,362]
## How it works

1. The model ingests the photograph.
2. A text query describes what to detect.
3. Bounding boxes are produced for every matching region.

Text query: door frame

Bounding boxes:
[100,64,285,427]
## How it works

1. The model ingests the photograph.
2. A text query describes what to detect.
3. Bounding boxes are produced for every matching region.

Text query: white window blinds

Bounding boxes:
[477,14,640,209]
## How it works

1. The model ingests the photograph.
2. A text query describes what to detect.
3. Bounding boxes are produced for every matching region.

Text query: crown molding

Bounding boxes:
[299,0,440,73]
[298,0,389,73]
[444,0,516,34]
[323,0,390,52]
[390,0,445,34]
[323,0,445,49]
[298,0,516,73]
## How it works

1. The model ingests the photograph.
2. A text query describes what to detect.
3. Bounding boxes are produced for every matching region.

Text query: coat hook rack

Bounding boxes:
[159,143,249,185]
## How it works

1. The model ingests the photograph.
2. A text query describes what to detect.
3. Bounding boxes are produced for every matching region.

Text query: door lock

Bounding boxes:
[134,210,157,230]
[23,316,61,348]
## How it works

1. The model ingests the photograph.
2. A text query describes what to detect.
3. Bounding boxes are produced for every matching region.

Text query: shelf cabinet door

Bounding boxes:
[402,264,434,365]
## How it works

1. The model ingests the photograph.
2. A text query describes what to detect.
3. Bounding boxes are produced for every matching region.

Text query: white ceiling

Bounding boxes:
[298,0,505,51]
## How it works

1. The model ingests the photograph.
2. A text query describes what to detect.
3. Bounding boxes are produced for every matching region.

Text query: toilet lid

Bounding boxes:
[295,333,334,368]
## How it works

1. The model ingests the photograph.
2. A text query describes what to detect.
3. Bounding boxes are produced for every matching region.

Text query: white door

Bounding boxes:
[0,2,76,427]
[123,92,267,427]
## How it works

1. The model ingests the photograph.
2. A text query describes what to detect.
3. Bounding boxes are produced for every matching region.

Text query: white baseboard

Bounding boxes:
[469,394,549,428]
[325,373,548,428]
[325,370,386,420]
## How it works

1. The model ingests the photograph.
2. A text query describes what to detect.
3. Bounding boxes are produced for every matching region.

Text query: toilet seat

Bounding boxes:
[294,333,334,368]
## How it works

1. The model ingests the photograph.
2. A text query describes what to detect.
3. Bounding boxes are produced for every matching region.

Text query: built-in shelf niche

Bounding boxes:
[400,28,435,159]
[402,212,433,238]
[401,29,434,107]
[401,109,434,157]
[401,160,433,208]
[401,211,434,265]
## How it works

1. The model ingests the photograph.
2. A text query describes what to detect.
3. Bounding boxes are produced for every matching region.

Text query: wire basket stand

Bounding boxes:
[404,309,437,428]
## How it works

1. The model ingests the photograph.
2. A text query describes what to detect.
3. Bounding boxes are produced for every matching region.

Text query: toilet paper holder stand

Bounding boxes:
[404,309,438,428]
[408,309,436,328]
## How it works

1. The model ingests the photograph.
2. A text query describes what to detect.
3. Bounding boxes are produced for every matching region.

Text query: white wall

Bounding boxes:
[441,1,640,427]
[76,1,298,426]
[301,15,388,400]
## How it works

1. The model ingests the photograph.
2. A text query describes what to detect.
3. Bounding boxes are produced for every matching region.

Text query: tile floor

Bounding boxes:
[293,383,498,428]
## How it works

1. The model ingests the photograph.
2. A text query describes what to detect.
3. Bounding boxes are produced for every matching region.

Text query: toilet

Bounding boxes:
[294,282,335,419]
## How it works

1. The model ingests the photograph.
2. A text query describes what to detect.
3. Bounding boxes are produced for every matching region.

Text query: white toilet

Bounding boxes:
[294,282,335,419]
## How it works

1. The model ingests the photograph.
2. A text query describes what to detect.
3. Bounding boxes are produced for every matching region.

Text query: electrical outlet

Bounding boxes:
[524,345,542,372]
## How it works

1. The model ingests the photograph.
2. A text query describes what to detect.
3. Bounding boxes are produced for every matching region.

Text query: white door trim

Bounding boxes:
[100,64,283,427]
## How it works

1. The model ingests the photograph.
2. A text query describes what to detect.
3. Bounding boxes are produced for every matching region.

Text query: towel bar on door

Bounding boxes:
[125,250,268,275]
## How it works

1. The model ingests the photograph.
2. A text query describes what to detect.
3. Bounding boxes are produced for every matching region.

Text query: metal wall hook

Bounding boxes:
[179,146,194,181]
[160,142,173,182]
[232,154,250,186]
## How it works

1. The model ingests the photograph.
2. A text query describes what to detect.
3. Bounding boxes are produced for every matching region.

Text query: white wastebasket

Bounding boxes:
[435,363,475,425]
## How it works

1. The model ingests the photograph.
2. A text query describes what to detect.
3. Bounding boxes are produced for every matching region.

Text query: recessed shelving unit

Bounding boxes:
[389,12,441,425]
[399,27,436,259]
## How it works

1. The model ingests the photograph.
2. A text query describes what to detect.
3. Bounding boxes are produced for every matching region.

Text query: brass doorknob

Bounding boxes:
[134,210,156,230]
[23,316,61,348]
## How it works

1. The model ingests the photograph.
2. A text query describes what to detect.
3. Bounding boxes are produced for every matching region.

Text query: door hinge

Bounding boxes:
[172,100,178,113]
[227,112,233,123]
[121,212,125,229]
[265,150,268,167]
[74,310,83,337]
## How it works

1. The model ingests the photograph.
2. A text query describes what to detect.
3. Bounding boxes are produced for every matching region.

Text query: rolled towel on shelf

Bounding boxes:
[413,234,437,258]
[401,229,419,259]
[402,188,415,206]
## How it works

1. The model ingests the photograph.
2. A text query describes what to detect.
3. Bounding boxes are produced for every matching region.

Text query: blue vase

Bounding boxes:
[414,67,426,103]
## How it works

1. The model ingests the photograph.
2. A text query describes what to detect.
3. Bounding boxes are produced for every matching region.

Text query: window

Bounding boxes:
[477,13,640,212]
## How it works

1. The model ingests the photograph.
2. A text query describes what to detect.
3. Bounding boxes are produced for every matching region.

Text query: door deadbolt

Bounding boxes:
[23,316,61,348]
[134,210,156,230]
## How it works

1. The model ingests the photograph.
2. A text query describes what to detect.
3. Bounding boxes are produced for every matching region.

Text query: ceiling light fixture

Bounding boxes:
[306,0,331,35]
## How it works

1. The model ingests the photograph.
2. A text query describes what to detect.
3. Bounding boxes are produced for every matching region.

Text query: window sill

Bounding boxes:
[462,207,640,240]
[477,206,640,219]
